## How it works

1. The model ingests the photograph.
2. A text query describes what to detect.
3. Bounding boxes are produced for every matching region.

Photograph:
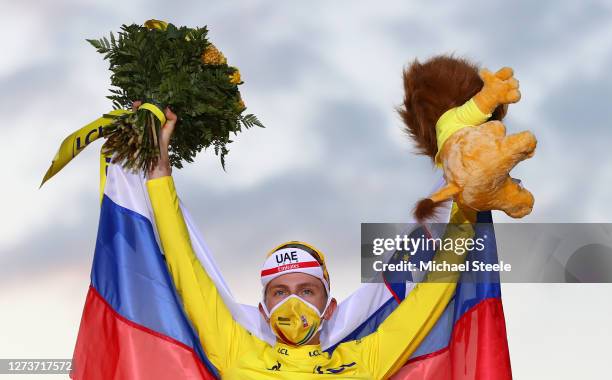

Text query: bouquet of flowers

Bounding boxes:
[87,19,263,172]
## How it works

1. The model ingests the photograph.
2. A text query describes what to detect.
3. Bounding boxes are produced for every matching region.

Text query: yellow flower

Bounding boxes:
[144,19,168,31]
[237,97,246,111]
[229,69,242,85]
[201,44,227,65]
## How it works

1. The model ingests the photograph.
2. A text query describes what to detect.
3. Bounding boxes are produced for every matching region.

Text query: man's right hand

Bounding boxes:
[131,101,178,180]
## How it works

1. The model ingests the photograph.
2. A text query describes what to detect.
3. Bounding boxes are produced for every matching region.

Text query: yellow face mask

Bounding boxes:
[262,295,331,346]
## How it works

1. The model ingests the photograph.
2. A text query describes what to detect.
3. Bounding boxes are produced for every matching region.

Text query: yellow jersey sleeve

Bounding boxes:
[360,204,476,380]
[146,176,249,373]
[434,98,492,165]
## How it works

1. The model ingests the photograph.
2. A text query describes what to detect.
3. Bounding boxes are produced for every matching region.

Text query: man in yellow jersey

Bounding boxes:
[143,104,478,379]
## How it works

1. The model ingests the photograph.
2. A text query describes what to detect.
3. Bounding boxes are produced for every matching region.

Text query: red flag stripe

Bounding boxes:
[260,261,320,277]
[392,298,512,380]
[71,286,215,380]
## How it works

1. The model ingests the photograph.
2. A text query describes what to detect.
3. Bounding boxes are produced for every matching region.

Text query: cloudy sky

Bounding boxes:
[1,0,612,378]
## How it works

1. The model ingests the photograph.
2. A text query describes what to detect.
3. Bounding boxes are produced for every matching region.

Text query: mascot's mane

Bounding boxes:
[398,54,507,160]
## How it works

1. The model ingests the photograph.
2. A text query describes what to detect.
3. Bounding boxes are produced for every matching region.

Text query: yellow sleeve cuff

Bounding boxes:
[434,98,491,166]
[146,175,174,192]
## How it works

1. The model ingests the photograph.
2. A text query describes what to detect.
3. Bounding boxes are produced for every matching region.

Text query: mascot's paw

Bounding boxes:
[503,192,535,218]
[496,177,535,218]
[475,67,521,113]
[504,130,537,161]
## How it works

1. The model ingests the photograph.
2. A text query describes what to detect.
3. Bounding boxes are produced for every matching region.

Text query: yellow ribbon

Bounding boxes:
[40,103,166,203]
[99,152,112,204]
[138,102,167,126]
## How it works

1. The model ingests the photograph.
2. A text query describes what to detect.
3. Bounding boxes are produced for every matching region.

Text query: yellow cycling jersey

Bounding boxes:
[146,176,475,379]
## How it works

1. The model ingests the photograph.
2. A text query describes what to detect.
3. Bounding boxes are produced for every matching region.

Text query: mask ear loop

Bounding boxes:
[312,295,333,337]
[260,300,271,319]
[260,282,270,316]
[319,296,332,318]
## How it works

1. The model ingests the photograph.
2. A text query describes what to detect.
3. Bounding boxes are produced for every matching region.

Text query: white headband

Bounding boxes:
[260,247,330,296]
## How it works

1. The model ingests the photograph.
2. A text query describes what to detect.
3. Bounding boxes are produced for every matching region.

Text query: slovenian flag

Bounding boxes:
[70,163,512,379]
[70,167,219,379]
[327,215,513,379]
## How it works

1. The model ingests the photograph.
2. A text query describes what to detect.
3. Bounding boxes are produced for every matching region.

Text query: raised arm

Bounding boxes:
[359,204,476,380]
[145,106,246,373]
[435,67,520,164]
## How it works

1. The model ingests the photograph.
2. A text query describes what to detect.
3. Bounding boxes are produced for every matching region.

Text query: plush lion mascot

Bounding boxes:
[399,55,537,221]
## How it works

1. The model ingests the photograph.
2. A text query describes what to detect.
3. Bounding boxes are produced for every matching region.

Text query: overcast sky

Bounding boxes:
[1,1,612,378]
